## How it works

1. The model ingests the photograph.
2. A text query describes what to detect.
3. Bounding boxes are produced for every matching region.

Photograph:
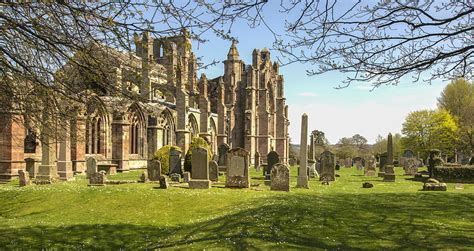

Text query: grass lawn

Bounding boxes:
[0,166,473,249]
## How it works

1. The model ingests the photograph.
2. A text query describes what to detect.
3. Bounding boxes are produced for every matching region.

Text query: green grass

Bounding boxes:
[0,166,473,249]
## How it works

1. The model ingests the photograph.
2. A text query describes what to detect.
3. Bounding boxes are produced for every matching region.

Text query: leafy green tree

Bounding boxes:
[437,79,474,154]
[351,134,368,153]
[401,109,459,159]
[335,137,356,159]
[153,145,182,175]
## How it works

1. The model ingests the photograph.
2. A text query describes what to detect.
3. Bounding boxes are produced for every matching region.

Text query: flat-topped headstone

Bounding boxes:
[319,150,335,182]
[265,151,280,179]
[188,147,211,189]
[217,143,230,166]
[147,159,162,181]
[271,163,290,192]
[226,147,250,188]
[86,157,98,179]
[209,160,219,182]
[19,170,31,187]
[169,149,183,175]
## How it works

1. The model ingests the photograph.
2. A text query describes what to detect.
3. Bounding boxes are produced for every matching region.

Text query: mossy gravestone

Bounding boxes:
[86,157,98,179]
[270,163,290,192]
[319,150,335,182]
[147,159,161,181]
[169,148,182,175]
[209,160,219,182]
[226,148,250,188]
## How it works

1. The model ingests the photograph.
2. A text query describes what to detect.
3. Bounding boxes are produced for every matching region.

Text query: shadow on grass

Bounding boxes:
[0,193,473,249]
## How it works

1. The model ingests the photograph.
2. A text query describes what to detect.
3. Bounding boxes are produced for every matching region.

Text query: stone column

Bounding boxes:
[0,112,25,182]
[383,133,395,182]
[297,113,309,188]
[71,114,86,173]
[111,114,130,172]
[37,119,58,183]
[57,123,74,180]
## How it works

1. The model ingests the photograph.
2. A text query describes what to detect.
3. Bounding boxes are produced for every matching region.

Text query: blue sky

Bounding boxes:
[187,1,450,144]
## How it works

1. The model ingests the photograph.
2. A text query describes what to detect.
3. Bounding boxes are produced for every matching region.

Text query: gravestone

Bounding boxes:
[315,161,321,174]
[147,159,161,181]
[19,170,30,187]
[139,171,148,183]
[89,170,107,186]
[270,163,290,192]
[254,152,260,169]
[159,176,169,189]
[308,160,318,178]
[365,156,377,176]
[169,148,183,175]
[188,147,211,189]
[265,151,280,180]
[335,160,340,171]
[378,152,388,177]
[403,158,418,175]
[24,158,37,178]
[86,157,98,179]
[383,133,396,182]
[183,172,191,183]
[428,149,443,178]
[344,158,352,168]
[217,143,230,166]
[226,148,250,188]
[353,157,364,170]
[209,160,219,182]
[319,151,335,181]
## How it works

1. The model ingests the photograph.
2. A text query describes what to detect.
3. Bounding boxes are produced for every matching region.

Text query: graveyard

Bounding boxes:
[1,165,473,249]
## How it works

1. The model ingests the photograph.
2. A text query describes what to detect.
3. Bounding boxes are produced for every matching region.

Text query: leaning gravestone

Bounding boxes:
[378,152,388,177]
[19,170,31,187]
[209,160,219,182]
[271,163,290,192]
[147,159,161,181]
[169,148,182,175]
[319,151,336,181]
[265,151,280,179]
[218,143,230,166]
[226,148,250,188]
[86,157,98,179]
[188,147,211,189]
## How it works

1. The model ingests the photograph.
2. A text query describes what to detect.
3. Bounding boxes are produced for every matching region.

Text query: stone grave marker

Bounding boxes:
[183,172,191,183]
[265,151,280,180]
[218,143,230,166]
[188,147,211,189]
[226,148,250,188]
[147,159,161,181]
[319,150,335,182]
[19,170,31,187]
[169,148,182,175]
[86,156,98,179]
[270,163,290,192]
[209,160,219,182]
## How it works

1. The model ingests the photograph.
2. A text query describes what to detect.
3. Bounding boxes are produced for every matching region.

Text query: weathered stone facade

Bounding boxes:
[0,30,289,181]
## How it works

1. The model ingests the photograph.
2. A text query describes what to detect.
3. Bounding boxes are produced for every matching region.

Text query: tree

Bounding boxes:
[351,134,368,153]
[335,137,356,159]
[401,109,459,159]
[437,79,474,154]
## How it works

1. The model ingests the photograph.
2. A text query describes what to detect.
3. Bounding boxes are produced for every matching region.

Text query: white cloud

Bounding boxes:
[297,92,319,97]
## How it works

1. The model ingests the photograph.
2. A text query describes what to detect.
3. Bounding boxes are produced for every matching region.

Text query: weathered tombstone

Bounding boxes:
[344,158,352,168]
[169,148,182,175]
[188,147,211,189]
[24,158,37,178]
[428,149,443,178]
[209,160,219,182]
[403,158,418,175]
[226,148,250,188]
[378,152,387,177]
[270,163,290,191]
[265,151,280,180]
[353,157,364,170]
[159,176,169,189]
[86,157,98,179]
[19,170,30,187]
[89,170,107,186]
[139,171,148,183]
[170,173,181,182]
[183,172,191,183]
[217,143,230,166]
[365,156,377,176]
[147,159,161,181]
[254,152,260,169]
[319,151,335,181]
[383,133,396,182]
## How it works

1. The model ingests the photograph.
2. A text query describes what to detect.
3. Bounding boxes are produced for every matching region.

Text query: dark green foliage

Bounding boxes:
[153,145,182,175]
[434,166,474,182]
[184,137,212,173]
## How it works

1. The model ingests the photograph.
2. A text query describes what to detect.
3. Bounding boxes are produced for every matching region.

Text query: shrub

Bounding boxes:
[184,137,212,173]
[434,166,474,182]
[153,145,182,175]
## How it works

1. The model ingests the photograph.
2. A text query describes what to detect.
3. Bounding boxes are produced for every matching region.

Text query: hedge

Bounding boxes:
[184,137,212,173]
[153,145,182,175]
[434,166,474,183]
